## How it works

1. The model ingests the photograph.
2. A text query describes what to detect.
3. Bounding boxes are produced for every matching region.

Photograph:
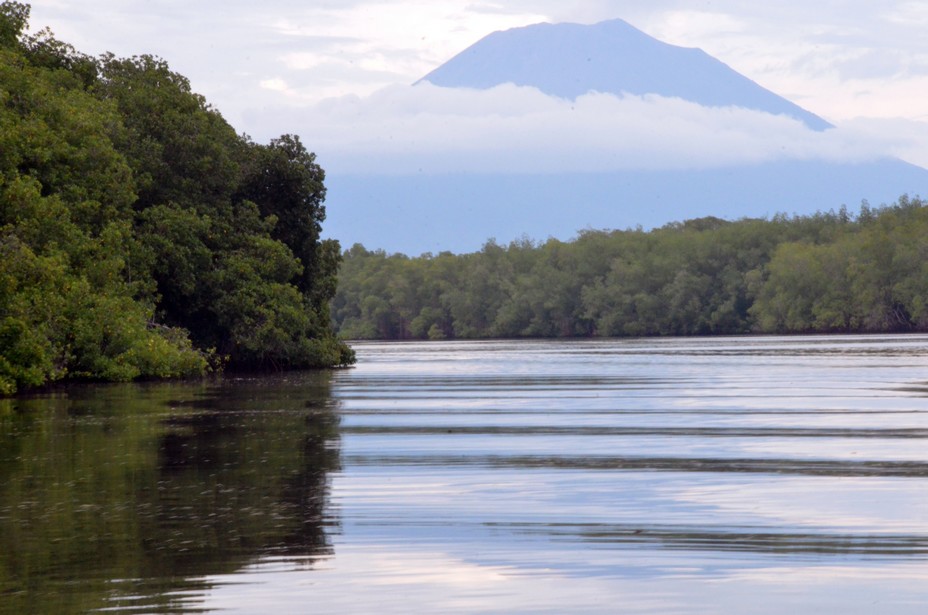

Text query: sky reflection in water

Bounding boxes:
[2,335,927,613]
[198,335,928,614]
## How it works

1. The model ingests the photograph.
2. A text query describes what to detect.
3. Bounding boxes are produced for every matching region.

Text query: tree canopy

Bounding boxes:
[0,3,353,395]
[333,198,928,341]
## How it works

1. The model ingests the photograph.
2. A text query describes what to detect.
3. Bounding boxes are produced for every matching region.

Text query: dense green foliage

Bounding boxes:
[0,4,353,394]
[334,197,928,340]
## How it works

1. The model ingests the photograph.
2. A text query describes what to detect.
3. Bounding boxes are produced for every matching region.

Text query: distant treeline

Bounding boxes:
[1,3,353,395]
[333,196,928,340]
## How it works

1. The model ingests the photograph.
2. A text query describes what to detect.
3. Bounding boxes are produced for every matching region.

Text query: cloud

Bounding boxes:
[24,0,928,171]
[644,3,928,123]
[250,82,913,175]
[259,78,289,92]
[885,1,928,26]
[839,116,928,168]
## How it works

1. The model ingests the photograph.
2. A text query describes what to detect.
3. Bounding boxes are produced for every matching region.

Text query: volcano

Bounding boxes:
[419,19,831,131]
[322,19,927,255]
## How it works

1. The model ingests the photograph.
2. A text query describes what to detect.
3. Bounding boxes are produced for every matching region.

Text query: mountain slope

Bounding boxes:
[419,19,831,131]
[323,19,926,255]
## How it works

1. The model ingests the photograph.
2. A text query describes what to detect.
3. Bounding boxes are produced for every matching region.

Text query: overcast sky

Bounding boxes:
[25,1,928,172]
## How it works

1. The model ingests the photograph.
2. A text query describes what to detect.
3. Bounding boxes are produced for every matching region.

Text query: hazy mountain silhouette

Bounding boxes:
[323,20,927,255]
[419,19,831,131]
[325,159,928,254]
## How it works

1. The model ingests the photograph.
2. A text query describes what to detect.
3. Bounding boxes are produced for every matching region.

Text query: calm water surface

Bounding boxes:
[2,335,927,613]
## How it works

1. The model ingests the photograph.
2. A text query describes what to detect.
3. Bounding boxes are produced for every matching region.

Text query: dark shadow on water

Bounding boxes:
[342,425,928,439]
[489,522,928,558]
[345,454,928,477]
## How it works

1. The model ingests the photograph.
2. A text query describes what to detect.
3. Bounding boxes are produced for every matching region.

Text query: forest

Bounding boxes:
[0,3,354,395]
[333,196,928,340]
[4,2,928,396]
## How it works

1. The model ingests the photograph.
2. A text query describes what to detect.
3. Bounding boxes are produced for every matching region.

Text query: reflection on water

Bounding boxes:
[0,374,340,613]
[343,452,928,476]
[2,335,928,614]
[493,522,928,556]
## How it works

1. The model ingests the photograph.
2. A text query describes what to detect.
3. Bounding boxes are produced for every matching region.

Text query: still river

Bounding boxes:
[1,335,927,613]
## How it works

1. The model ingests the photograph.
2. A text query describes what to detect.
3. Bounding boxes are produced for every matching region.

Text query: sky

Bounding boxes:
[23,1,928,173]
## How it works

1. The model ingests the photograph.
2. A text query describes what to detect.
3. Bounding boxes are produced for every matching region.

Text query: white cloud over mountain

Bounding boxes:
[27,1,928,130]
[254,83,910,175]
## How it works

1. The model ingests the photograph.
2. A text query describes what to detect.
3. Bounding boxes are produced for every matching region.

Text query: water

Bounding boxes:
[1,335,927,613]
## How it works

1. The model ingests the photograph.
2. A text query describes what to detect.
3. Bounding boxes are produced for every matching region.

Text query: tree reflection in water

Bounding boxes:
[0,373,341,614]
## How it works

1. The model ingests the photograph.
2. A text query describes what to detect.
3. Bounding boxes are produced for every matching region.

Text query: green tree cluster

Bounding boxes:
[0,3,353,394]
[333,198,928,340]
